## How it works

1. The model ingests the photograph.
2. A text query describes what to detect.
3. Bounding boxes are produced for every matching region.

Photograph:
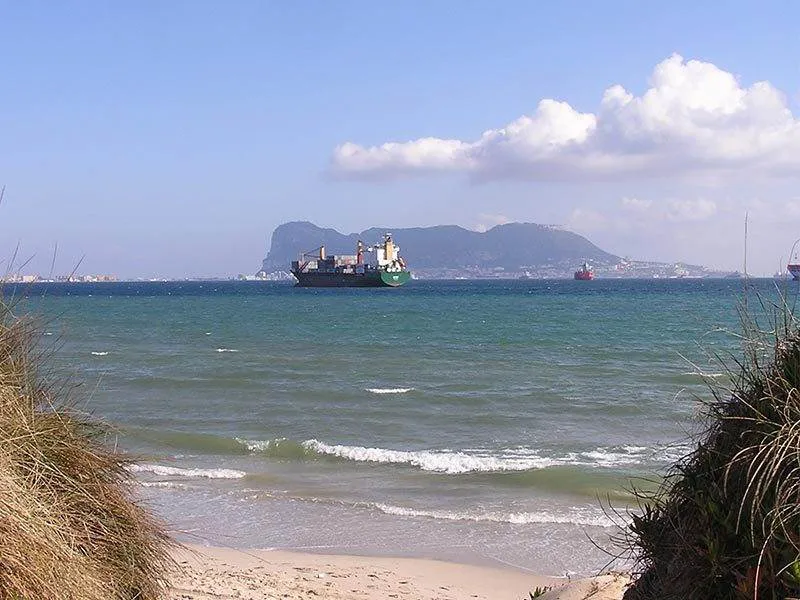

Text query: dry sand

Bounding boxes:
[168,544,629,600]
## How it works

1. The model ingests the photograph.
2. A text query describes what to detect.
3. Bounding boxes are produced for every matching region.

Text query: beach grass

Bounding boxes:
[0,299,173,599]
[622,295,800,600]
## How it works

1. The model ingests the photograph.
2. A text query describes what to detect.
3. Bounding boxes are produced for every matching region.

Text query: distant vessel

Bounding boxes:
[290,233,411,287]
[574,262,594,280]
[789,262,800,281]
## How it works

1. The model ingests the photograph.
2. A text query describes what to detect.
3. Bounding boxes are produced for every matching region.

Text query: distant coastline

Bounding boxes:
[259,221,743,281]
[2,271,760,285]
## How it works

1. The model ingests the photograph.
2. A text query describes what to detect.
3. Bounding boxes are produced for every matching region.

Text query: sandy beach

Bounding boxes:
[168,544,628,600]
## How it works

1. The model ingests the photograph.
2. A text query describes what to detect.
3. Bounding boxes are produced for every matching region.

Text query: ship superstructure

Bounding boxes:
[574,262,594,280]
[290,233,411,287]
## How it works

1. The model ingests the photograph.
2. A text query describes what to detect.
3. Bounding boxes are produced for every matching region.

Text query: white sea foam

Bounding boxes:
[234,434,688,472]
[129,464,246,479]
[365,387,414,394]
[682,371,725,378]
[91,351,109,356]
[374,503,615,527]
[43,332,54,336]
[236,438,286,452]
[577,448,648,467]
[653,443,694,464]
[139,481,187,489]
[303,440,558,473]
[215,348,238,353]
[561,444,691,468]
[300,439,687,473]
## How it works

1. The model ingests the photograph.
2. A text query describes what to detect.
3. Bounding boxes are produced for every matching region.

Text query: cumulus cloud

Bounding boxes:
[331,54,800,181]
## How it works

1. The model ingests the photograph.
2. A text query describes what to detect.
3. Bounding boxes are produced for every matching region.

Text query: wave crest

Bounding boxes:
[139,481,188,489]
[303,440,558,474]
[234,437,692,473]
[374,503,614,527]
[128,464,246,479]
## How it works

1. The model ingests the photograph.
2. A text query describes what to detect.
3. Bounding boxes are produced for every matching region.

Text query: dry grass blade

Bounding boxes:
[0,299,174,599]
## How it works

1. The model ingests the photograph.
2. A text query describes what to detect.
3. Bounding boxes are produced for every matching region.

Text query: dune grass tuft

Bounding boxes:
[623,297,800,600]
[0,300,173,599]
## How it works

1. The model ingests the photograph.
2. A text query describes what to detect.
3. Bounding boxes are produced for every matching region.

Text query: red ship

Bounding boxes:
[574,262,594,280]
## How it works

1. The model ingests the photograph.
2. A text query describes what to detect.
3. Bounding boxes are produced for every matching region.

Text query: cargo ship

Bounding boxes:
[574,262,594,280]
[788,262,800,281]
[787,243,800,280]
[290,233,411,287]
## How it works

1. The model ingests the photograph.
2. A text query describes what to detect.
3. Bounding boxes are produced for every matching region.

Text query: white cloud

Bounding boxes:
[566,194,800,274]
[565,208,610,233]
[666,198,717,222]
[568,196,717,237]
[474,213,512,232]
[333,139,469,177]
[331,54,800,181]
[620,196,652,212]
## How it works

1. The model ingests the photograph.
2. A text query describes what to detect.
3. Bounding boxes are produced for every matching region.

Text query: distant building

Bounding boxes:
[53,274,118,282]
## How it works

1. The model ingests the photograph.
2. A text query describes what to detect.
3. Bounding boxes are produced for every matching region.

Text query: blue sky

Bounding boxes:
[2,1,799,277]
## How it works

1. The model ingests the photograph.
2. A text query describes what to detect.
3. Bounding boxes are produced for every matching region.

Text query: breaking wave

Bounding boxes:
[133,431,693,475]
[366,387,415,394]
[215,348,238,353]
[91,351,109,356]
[236,437,314,460]
[373,503,615,527]
[304,440,558,473]
[128,464,246,479]
[139,481,188,489]
[682,371,725,378]
[299,440,688,474]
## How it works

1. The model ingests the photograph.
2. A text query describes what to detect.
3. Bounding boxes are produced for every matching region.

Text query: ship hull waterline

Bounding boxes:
[292,270,411,288]
[789,264,800,281]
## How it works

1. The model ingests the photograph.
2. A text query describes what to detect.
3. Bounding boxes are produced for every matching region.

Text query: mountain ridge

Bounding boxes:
[259,221,620,276]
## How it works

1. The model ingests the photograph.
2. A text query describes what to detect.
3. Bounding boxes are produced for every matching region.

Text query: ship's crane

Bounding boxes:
[294,246,326,273]
[293,233,406,275]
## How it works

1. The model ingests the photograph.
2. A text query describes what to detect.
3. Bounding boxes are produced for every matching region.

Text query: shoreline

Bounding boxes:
[168,543,628,600]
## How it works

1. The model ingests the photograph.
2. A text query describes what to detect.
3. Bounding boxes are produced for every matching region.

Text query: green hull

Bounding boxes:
[379,271,411,287]
[292,269,411,287]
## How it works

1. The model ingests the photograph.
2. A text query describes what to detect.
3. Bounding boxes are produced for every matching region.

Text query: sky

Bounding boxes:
[2,1,800,278]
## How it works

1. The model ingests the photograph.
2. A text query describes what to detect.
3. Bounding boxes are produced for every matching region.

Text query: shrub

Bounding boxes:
[623,299,800,600]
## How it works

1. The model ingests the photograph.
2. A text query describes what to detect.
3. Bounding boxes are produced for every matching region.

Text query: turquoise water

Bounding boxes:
[10,278,790,575]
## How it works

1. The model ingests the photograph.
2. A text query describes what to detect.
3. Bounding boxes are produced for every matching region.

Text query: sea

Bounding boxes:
[6,278,793,576]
